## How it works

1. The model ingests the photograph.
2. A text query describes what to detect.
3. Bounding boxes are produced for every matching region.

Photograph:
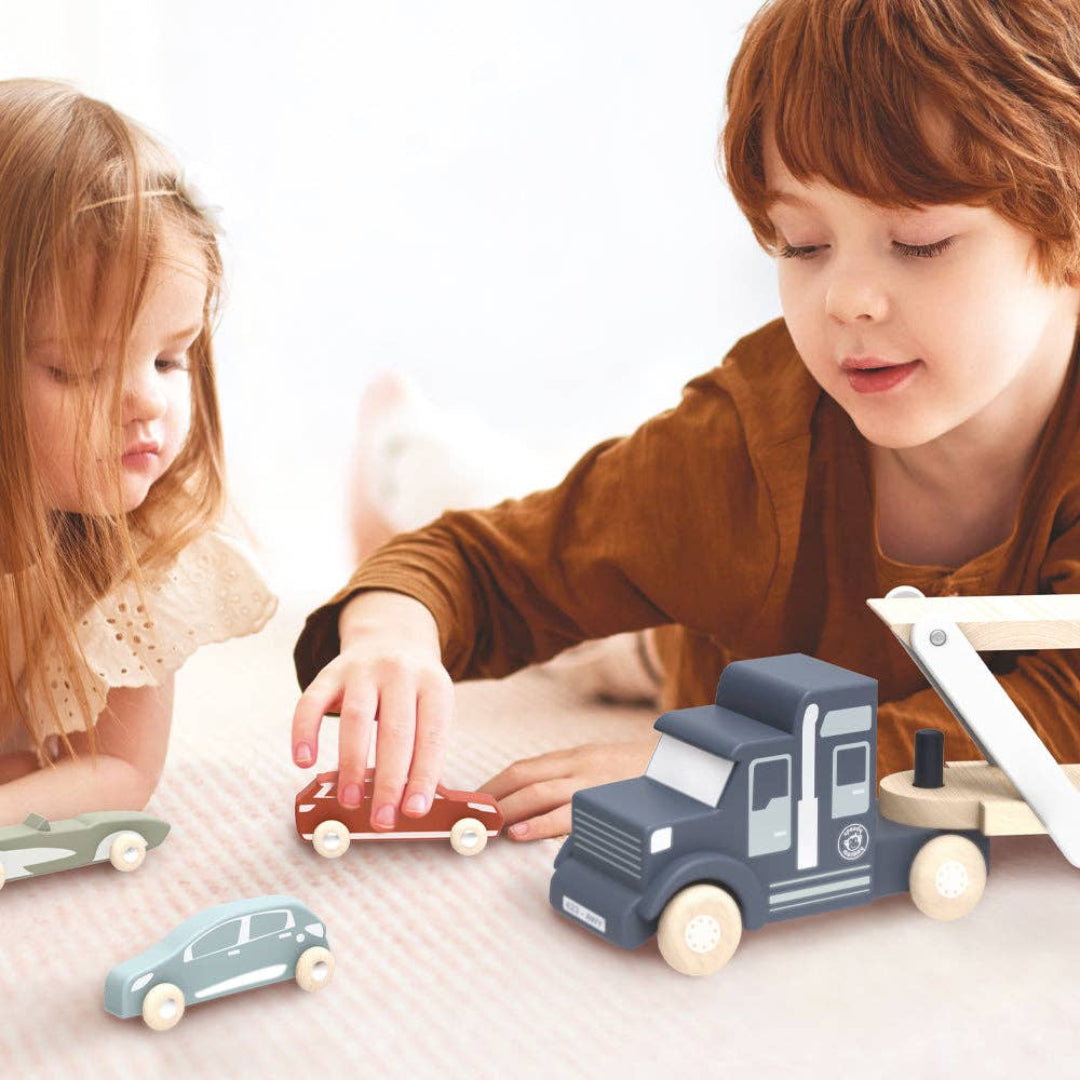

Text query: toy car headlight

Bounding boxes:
[649,827,672,854]
[131,972,154,993]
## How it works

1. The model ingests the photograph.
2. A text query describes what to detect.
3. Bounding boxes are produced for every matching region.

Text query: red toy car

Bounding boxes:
[295,770,504,858]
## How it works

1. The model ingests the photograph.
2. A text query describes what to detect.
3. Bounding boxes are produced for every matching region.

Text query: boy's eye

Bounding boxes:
[778,243,821,260]
[892,237,954,258]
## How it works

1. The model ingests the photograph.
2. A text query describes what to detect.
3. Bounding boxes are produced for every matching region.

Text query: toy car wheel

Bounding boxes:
[312,819,351,859]
[449,817,487,856]
[109,831,148,872]
[657,883,743,977]
[295,945,335,992]
[909,834,987,921]
[141,982,186,1031]
[0,863,5,891]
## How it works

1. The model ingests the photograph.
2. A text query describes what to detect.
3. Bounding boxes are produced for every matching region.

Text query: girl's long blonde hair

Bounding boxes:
[0,79,226,756]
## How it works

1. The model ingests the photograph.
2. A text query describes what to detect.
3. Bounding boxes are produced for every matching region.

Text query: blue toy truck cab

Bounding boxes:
[550,654,989,976]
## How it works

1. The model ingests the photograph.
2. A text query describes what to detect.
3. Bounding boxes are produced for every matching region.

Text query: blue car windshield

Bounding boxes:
[646,735,735,807]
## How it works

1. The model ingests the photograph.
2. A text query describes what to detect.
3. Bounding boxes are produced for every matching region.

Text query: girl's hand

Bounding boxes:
[291,590,455,830]
[482,736,659,841]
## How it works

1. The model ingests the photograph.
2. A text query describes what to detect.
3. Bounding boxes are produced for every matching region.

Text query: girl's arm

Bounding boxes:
[0,676,174,826]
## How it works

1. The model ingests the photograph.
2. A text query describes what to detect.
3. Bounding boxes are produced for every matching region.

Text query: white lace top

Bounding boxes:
[1,529,277,759]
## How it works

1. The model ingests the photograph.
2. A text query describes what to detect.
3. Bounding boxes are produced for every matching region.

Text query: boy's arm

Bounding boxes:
[0,677,173,825]
[296,369,781,687]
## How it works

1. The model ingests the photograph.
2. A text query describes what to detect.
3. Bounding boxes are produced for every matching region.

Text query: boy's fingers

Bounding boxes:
[496,778,575,826]
[336,681,378,808]
[507,803,572,842]
[291,674,344,765]
[481,751,572,800]
[402,674,454,818]
[371,681,417,828]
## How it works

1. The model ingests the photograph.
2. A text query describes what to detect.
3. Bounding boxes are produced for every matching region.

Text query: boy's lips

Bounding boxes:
[842,357,922,394]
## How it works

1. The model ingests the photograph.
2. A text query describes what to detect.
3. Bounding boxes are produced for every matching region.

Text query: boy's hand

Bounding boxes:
[482,736,658,841]
[291,590,454,829]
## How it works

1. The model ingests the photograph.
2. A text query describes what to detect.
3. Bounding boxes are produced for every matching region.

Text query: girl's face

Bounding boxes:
[763,136,1080,452]
[25,228,205,514]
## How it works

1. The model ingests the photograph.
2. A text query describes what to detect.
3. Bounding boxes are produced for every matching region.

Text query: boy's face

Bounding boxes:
[763,136,1080,453]
[25,227,204,514]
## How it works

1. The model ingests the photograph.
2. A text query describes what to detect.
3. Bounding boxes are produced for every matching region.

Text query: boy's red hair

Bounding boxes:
[723,0,1080,284]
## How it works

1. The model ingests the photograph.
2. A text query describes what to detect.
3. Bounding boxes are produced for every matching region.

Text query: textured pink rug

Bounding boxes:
[1,604,1076,1077]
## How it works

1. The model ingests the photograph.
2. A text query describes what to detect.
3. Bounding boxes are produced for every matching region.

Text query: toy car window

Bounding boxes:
[189,919,242,959]
[646,735,735,806]
[248,910,293,941]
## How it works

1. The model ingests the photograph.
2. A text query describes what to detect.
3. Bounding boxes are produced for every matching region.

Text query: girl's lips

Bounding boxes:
[122,450,160,470]
[844,359,921,394]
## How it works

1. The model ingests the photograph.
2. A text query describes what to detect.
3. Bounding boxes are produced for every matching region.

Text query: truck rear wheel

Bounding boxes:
[909,834,986,921]
[657,883,742,977]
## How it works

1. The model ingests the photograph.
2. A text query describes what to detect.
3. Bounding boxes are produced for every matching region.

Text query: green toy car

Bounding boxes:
[0,810,169,889]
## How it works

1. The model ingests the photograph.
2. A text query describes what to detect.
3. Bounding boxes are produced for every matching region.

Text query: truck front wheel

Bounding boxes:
[909,834,987,921]
[657,883,743,977]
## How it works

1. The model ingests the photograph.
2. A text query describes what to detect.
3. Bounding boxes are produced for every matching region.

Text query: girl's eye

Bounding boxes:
[155,356,189,373]
[892,237,954,258]
[46,365,100,385]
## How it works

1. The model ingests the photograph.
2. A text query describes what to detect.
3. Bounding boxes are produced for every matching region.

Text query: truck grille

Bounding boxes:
[573,808,644,881]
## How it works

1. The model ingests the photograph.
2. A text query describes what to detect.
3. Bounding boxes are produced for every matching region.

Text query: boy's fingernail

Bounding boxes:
[341,783,361,806]
[374,804,396,828]
[509,823,528,838]
[295,743,313,766]
[404,793,427,815]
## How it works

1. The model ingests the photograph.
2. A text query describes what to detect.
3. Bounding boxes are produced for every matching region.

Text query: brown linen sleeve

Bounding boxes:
[294,368,779,689]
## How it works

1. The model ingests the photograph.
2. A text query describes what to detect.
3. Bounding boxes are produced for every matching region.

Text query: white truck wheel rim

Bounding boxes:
[685,914,722,954]
[935,859,969,898]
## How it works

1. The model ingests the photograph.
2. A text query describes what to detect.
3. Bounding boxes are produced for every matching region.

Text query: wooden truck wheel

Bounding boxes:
[450,817,488,856]
[657,883,743,977]
[142,983,186,1031]
[295,945,335,992]
[909,834,987,921]
[312,819,351,859]
[109,831,148,872]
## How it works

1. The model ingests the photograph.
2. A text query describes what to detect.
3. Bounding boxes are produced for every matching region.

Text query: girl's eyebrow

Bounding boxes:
[164,324,201,346]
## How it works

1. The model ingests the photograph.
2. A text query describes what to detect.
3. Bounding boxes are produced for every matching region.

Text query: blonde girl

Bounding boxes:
[0,80,275,823]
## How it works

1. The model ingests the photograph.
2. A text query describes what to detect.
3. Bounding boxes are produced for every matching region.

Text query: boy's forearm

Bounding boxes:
[0,753,153,827]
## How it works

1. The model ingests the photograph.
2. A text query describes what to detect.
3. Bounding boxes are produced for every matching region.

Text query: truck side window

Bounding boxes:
[751,758,789,810]
[748,754,792,857]
[831,741,870,819]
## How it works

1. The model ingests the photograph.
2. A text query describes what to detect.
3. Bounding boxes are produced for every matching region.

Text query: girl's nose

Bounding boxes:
[825,263,889,324]
[122,365,168,424]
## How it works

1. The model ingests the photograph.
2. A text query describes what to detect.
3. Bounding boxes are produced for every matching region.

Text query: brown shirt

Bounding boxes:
[294,318,1080,776]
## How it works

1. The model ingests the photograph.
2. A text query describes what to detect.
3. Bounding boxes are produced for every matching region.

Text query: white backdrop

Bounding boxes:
[0,1,779,603]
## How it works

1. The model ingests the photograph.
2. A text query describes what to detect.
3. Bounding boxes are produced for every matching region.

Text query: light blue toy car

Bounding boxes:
[104,894,333,1030]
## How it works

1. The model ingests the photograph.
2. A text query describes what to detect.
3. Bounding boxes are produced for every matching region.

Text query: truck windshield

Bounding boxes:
[646,735,735,807]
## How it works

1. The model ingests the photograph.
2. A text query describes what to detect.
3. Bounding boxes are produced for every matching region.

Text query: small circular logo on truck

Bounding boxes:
[838,824,869,861]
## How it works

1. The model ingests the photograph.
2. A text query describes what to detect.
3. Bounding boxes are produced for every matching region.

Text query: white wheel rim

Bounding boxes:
[321,830,341,852]
[123,845,141,864]
[311,960,329,983]
[159,998,179,1021]
[684,914,722,955]
[935,858,969,899]
[459,829,478,849]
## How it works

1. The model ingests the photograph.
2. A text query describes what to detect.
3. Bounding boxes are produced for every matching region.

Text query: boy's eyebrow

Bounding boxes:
[763,188,812,210]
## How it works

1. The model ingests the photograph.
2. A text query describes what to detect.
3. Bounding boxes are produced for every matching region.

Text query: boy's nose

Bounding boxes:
[825,268,889,324]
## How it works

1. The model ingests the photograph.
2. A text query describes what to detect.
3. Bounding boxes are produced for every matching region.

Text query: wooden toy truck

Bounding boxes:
[550,588,1080,976]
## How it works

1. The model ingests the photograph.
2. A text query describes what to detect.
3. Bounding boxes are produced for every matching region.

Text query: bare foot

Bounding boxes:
[348,372,412,562]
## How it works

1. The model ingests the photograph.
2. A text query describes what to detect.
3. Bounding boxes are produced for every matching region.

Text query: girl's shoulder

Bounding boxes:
[32,528,277,742]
